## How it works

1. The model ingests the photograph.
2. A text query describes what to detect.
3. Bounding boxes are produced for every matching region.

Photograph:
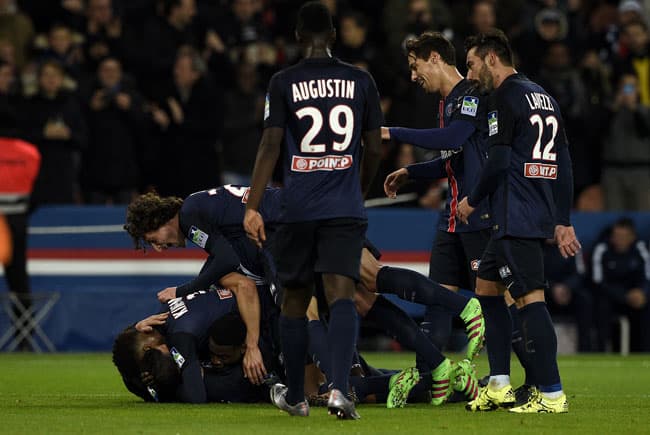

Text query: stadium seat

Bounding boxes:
[0,291,60,352]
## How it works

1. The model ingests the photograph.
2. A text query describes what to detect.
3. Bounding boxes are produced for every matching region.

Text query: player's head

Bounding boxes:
[464,29,514,92]
[404,31,456,93]
[208,312,247,370]
[610,217,637,253]
[124,192,185,252]
[295,1,335,47]
[140,346,181,402]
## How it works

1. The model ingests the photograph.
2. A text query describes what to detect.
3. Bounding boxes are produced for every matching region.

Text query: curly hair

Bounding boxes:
[124,192,183,251]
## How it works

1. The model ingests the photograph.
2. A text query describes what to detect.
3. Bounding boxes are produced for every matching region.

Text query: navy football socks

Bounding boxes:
[519,302,562,393]
[307,319,331,378]
[509,303,534,385]
[279,315,309,405]
[327,299,358,394]
[376,266,468,315]
[366,295,445,372]
[478,295,511,377]
[420,305,453,350]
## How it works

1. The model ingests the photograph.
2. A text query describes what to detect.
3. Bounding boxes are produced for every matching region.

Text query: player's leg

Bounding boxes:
[424,231,465,350]
[317,218,367,419]
[466,237,515,411]
[505,290,535,404]
[269,222,315,415]
[504,239,567,413]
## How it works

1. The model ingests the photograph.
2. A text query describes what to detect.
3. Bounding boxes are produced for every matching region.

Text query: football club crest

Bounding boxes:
[488,111,498,136]
[461,96,478,117]
[189,226,208,248]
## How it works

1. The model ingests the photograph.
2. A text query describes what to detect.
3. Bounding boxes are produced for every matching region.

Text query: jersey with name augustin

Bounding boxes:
[264,57,384,222]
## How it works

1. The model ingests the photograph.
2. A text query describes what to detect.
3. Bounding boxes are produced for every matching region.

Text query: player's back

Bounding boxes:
[265,57,383,222]
[489,73,568,239]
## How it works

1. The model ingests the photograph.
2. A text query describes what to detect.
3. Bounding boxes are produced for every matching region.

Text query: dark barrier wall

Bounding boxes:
[1,206,649,351]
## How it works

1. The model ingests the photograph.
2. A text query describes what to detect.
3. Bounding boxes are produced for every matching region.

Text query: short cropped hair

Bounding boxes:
[464,29,514,66]
[142,348,180,402]
[112,325,144,385]
[209,312,246,346]
[124,192,183,251]
[296,1,334,37]
[405,31,456,66]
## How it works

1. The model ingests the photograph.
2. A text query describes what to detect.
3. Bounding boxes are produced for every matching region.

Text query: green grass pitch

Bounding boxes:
[1,352,649,434]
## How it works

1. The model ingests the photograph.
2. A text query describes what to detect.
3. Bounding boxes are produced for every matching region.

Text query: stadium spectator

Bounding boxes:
[82,0,125,74]
[17,0,86,33]
[451,0,496,74]
[0,0,34,70]
[136,0,199,98]
[150,49,222,197]
[20,61,87,205]
[543,242,594,352]
[615,20,650,107]
[591,218,650,352]
[0,60,20,124]
[221,61,263,186]
[512,8,569,75]
[36,24,84,89]
[81,57,145,204]
[602,73,650,210]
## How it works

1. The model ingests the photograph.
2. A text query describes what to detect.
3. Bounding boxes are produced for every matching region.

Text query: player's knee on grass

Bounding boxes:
[322,273,356,305]
[281,287,312,317]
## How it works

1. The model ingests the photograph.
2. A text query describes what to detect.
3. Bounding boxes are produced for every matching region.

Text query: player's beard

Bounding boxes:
[478,64,495,93]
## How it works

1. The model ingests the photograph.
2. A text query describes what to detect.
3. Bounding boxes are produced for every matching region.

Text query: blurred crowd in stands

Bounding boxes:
[0,0,649,209]
[0,0,649,351]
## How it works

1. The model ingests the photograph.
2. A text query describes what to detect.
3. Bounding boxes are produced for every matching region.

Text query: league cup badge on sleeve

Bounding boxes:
[170,347,186,369]
[189,226,209,248]
[264,94,270,120]
[488,111,498,136]
[461,96,479,117]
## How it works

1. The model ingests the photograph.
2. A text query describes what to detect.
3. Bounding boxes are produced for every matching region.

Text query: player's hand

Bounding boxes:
[384,167,409,199]
[157,287,177,303]
[626,288,647,309]
[135,312,169,332]
[242,344,267,385]
[140,370,154,386]
[554,225,581,259]
[381,126,391,140]
[456,197,475,224]
[244,209,266,248]
[551,284,572,306]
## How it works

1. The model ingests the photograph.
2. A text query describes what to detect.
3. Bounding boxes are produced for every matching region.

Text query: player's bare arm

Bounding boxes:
[219,272,267,385]
[245,127,283,247]
[360,128,382,197]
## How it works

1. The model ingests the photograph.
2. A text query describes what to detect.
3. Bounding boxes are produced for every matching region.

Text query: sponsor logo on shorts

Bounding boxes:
[291,154,353,172]
[171,347,186,369]
[471,259,480,271]
[488,111,498,136]
[524,162,557,179]
[499,265,512,279]
[461,96,479,117]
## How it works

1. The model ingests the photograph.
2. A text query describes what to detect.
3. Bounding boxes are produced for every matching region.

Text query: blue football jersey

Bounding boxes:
[264,57,384,222]
[437,79,491,233]
[486,74,569,239]
[179,185,282,282]
[164,288,237,348]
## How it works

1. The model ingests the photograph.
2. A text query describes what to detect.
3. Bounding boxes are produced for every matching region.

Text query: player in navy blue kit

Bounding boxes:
[124,188,277,385]
[457,30,581,413]
[112,288,270,403]
[243,2,382,419]
[381,31,488,356]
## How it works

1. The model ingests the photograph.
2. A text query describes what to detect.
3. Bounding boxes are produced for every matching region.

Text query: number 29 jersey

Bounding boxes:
[487,73,569,240]
[264,57,384,223]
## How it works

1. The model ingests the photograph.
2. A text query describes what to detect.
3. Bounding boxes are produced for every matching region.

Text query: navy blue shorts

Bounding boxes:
[477,236,546,298]
[428,229,491,291]
[271,218,367,288]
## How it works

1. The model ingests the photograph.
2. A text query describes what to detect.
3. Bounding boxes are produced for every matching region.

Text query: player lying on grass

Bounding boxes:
[112,287,279,403]
[125,187,485,405]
